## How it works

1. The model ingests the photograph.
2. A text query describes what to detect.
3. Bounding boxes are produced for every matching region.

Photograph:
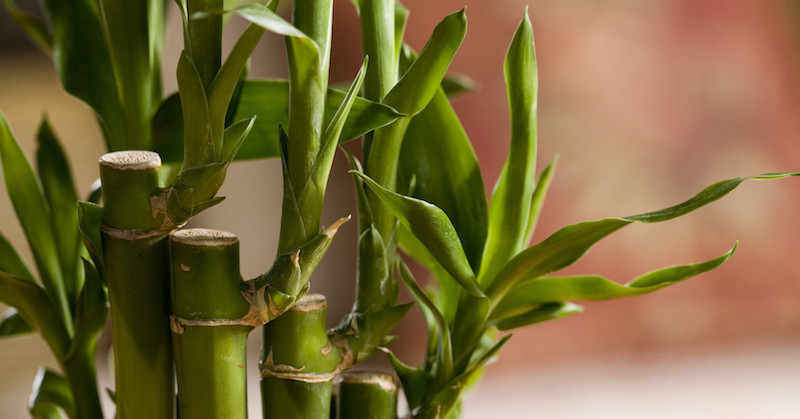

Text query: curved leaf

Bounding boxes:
[356,172,482,296]
[382,8,467,116]
[77,201,104,276]
[177,51,214,167]
[492,244,737,322]
[481,11,538,288]
[0,231,34,282]
[399,87,487,272]
[493,302,582,331]
[28,368,75,419]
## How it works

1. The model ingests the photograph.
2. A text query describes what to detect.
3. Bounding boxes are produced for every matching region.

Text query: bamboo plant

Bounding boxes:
[0,0,798,418]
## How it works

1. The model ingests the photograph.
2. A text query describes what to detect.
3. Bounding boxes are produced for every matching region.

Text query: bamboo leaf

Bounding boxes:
[0,232,34,282]
[177,51,214,167]
[356,172,483,296]
[40,0,126,150]
[221,116,256,163]
[152,81,401,162]
[232,3,311,40]
[3,0,53,52]
[76,202,104,276]
[383,348,430,412]
[334,303,412,361]
[399,87,487,272]
[398,262,453,384]
[36,119,81,305]
[441,73,475,97]
[341,149,373,231]
[492,243,737,321]
[481,11,538,288]
[28,368,76,419]
[382,8,467,116]
[67,259,107,359]
[493,302,582,331]
[0,271,70,359]
[0,114,70,328]
[0,307,34,337]
[523,155,557,245]
[393,1,409,60]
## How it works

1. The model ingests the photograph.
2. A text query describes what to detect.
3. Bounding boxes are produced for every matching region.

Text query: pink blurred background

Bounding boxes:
[2,0,800,417]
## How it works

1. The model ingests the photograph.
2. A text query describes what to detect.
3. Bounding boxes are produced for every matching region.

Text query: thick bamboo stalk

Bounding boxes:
[336,371,398,419]
[261,294,347,419]
[99,151,174,419]
[170,228,250,419]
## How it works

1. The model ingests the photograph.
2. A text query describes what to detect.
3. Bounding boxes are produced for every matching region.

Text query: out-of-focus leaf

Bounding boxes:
[77,202,104,276]
[28,368,75,419]
[41,0,126,150]
[492,243,737,321]
[356,173,482,296]
[67,259,107,359]
[393,1,409,59]
[0,307,34,337]
[493,302,582,331]
[0,114,70,329]
[152,81,401,162]
[232,3,309,39]
[481,12,538,288]
[3,0,53,52]
[0,232,34,282]
[398,262,453,385]
[383,8,466,116]
[36,119,81,305]
[399,87,487,272]
[0,272,70,359]
[441,73,475,97]
[523,155,557,245]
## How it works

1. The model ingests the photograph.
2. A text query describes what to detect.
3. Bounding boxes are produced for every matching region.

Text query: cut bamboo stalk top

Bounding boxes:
[172,228,239,247]
[292,293,327,312]
[338,371,397,391]
[99,150,161,171]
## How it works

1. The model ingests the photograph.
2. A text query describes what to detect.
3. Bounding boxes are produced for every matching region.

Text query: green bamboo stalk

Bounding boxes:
[336,371,398,419]
[170,229,249,419]
[99,151,174,419]
[186,0,223,88]
[261,294,348,419]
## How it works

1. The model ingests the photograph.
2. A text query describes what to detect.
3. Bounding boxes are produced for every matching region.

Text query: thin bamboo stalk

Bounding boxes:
[99,151,174,419]
[261,294,347,419]
[336,371,398,419]
[170,228,250,419]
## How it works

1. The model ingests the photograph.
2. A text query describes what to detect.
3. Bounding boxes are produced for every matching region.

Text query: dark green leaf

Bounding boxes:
[340,149,373,231]
[383,8,467,116]
[221,116,256,163]
[67,259,107,360]
[177,51,214,167]
[493,302,582,331]
[441,73,476,97]
[399,87,487,272]
[0,307,34,337]
[28,368,76,419]
[383,348,430,412]
[481,12,538,288]
[0,231,34,282]
[492,245,736,322]
[0,271,70,359]
[77,201,104,276]
[356,172,482,296]
[0,114,70,329]
[3,0,53,52]
[36,119,81,305]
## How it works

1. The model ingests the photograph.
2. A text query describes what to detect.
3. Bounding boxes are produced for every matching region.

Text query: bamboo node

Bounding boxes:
[260,343,355,383]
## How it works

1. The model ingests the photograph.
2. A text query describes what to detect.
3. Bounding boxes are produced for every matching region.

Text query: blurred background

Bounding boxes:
[2,0,800,417]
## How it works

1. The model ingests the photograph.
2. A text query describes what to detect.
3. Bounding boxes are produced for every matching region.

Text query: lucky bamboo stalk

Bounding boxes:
[99,151,173,419]
[261,294,349,419]
[169,229,249,419]
[335,371,398,419]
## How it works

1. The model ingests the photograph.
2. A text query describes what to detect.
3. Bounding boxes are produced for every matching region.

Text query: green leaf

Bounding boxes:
[398,261,453,384]
[28,368,76,419]
[481,11,538,288]
[3,0,53,52]
[0,114,70,331]
[177,51,214,167]
[340,149,374,231]
[0,307,34,337]
[383,8,467,116]
[36,119,81,305]
[355,172,482,296]
[77,201,105,276]
[221,116,256,163]
[0,231,34,282]
[493,302,582,331]
[0,271,70,359]
[333,303,412,361]
[152,81,401,162]
[232,3,310,39]
[40,0,126,150]
[393,1,409,60]
[383,348,430,412]
[441,73,475,97]
[523,155,557,245]
[399,87,487,272]
[492,244,737,322]
[67,259,107,360]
